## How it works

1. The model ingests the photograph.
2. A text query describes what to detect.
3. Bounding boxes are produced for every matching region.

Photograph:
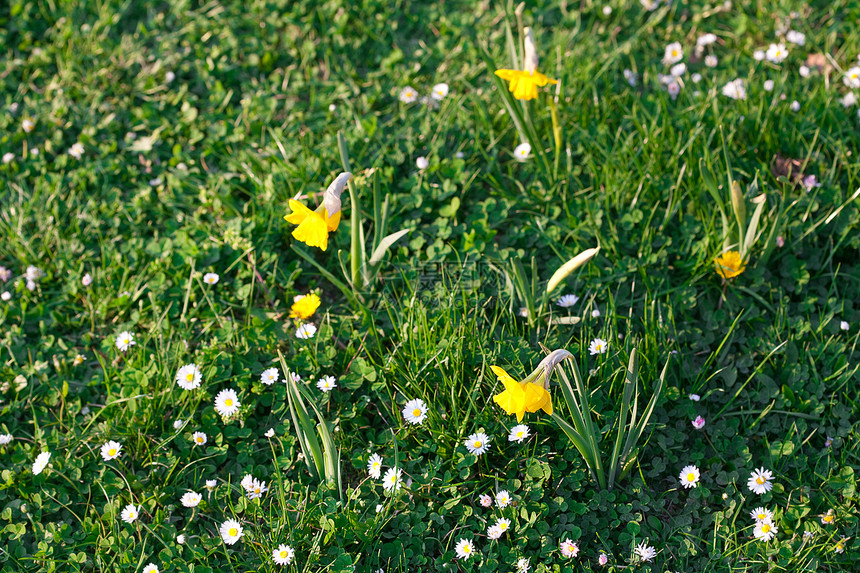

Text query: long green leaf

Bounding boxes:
[608,348,638,488]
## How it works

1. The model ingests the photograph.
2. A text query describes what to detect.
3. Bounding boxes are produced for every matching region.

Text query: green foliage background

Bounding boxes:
[0,0,858,571]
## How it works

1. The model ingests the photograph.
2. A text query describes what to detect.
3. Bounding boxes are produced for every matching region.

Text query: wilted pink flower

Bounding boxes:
[692,416,706,430]
[479,494,492,507]
[598,553,609,566]
[776,236,784,247]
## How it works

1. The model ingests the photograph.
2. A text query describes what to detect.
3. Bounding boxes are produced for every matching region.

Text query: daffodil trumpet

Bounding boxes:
[492,349,573,421]
[284,172,352,251]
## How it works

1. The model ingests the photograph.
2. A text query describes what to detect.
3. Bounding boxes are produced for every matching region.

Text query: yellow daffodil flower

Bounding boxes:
[290,293,321,319]
[491,365,553,422]
[284,172,351,251]
[494,69,557,101]
[714,250,747,279]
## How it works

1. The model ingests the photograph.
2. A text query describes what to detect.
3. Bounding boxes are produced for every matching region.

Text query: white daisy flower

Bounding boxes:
[247,479,268,499]
[786,30,805,46]
[696,33,718,47]
[513,142,531,161]
[260,367,280,385]
[68,142,85,159]
[402,398,428,425]
[840,320,849,330]
[721,79,747,100]
[416,156,429,170]
[2,152,14,164]
[33,451,51,475]
[670,62,686,76]
[634,541,657,562]
[765,43,788,64]
[454,538,475,560]
[750,507,773,522]
[191,431,207,446]
[748,467,774,494]
[121,504,139,523]
[753,518,777,541]
[177,534,185,544]
[176,363,202,390]
[0,267,10,282]
[479,493,492,507]
[180,492,202,507]
[296,323,317,339]
[142,564,159,573]
[516,557,530,573]
[640,0,661,11]
[495,490,511,508]
[367,453,383,479]
[790,100,800,112]
[764,79,775,91]
[173,419,184,430]
[487,525,502,540]
[205,479,217,489]
[799,65,810,78]
[203,272,219,285]
[844,67,860,88]
[556,294,579,307]
[663,42,683,65]
[841,92,857,107]
[495,517,511,533]
[623,69,638,87]
[0,434,13,445]
[214,389,240,418]
[679,464,700,488]
[691,72,702,83]
[465,432,490,456]
[753,49,765,61]
[591,308,601,317]
[316,375,337,392]
[219,519,243,545]
[82,273,93,286]
[704,55,718,68]
[264,428,275,438]
[588,338,608,355]
[382,467,402,492]
[560,539,580,557]
[100,440,122,461]
[399,86,418,103]
[272,543,295,565]
[1,291,10,301]
[431,83,449,100]
[508,424,531,443]
[115,331,136,352]
[22,117,35,132]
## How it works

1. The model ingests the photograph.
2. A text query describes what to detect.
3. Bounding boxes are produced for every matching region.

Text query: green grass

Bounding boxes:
[1,0,859,571]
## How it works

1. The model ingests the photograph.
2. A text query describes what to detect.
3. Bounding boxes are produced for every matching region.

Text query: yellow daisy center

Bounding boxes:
[413,408,421,417]
[500,523,508,530]
[687,472,696,481]
[196,437,203,443]
[280,551,288,558]
[824,515,833,523]
[473,441,482,448]
[463,545,471,553]
[758,513,766,520]
[225,399,233,406]
[186,373,194,381]
[756,476,765,484]
[761,524,771,533]
[672,50,678,57]
[228,528,238,536]
[108,448,117,456]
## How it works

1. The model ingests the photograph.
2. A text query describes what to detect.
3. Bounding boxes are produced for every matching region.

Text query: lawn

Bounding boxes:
[0,0,858,571]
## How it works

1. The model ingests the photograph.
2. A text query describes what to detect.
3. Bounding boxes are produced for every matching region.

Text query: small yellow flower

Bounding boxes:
[284,200,341,251]
[283,172,350,251]
[491,365,552,422]
[290,293,321,319]
[714,250,747,279]
[494,69,558,101]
